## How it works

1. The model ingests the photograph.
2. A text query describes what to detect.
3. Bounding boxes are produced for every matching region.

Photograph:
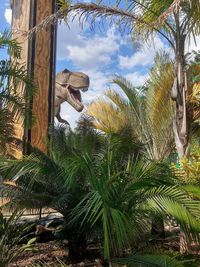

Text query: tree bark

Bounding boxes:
[172,12,192,253]
[173,41,190,158]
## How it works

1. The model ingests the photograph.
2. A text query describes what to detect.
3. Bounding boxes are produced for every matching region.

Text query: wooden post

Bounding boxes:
[12,0,57,157]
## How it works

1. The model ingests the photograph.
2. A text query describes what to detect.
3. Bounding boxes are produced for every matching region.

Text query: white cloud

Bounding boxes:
[57,21,121,70]
[124,72,148,86]
[118,35,168,69]
[4,8,12,24]
[57,20,85,61]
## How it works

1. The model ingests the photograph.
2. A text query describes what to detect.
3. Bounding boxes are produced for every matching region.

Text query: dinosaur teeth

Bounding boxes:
[68,87,83,108]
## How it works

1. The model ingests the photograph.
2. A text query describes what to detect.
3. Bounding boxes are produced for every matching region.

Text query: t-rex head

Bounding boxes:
[56,69,89,112]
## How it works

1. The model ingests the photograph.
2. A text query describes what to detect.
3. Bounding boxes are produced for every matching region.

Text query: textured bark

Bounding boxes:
[172,12,192,253]
[173,44,191,158]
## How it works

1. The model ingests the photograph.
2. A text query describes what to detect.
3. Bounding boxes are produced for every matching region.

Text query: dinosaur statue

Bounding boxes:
[55,69,89,125]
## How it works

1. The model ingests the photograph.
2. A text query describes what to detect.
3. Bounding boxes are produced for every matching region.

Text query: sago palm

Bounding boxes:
[0,125,105,259]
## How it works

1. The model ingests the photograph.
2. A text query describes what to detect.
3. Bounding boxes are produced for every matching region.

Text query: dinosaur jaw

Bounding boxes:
[67,86,84,112]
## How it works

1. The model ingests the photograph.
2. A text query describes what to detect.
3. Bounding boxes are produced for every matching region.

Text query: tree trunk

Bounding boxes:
[173,47,191,158]
[171,12,192,253]
[171,13,196,249]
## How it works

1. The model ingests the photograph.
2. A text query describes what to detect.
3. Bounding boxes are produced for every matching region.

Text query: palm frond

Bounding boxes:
[87,52,176,161]
[140,185,200,239]
[0,210,35,266]
[0,30,21,58]
[117,253,189,267]
[27,2,173,45]
[145,51,175,160]
[87,98,128,133]
[112,76,150,146]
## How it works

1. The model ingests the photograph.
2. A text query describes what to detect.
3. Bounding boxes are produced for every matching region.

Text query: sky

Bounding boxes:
[1,0,200,128]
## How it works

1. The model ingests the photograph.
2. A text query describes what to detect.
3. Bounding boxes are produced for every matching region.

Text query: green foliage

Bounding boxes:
[56,0,71,9]
[0,30,21,58]
[117,253,194,267]
[172,146,200,184]
[1,126,200,260]
[70,155,200,259]
[87,52,175,161]
[1,128,200,262]
[0,210,36,267]
[187,51,200,87]
[0,30,35,156]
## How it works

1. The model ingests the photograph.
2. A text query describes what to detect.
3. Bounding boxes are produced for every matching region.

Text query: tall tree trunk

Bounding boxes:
[171,15,195,250]
[171,12,192,253]
[173,41,191,158]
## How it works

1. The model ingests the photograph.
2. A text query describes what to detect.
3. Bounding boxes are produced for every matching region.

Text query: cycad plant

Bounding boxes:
[0,30,34,156]
[0,126,200,263]
[0,125,105,259]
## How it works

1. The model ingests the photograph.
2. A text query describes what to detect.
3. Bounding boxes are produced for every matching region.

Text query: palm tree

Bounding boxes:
[87,52,175,162]
[0,30,34,156]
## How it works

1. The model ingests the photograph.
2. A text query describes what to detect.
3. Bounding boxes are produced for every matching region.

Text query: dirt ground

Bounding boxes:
[10,241,102,267]
[10,241,68,266]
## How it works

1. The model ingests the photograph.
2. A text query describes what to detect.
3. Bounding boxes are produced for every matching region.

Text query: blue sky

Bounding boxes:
[1,0,200,128]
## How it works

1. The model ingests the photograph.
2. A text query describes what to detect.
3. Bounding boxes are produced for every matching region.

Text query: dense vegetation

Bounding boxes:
[0,0,200,266]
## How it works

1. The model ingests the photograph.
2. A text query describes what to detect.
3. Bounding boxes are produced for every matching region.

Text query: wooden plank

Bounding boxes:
[30,0,56,153]
[11,0,31,158]
[11,0,57,156]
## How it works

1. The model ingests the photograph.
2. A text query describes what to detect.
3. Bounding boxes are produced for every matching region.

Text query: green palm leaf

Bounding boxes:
[117,253,191,267]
